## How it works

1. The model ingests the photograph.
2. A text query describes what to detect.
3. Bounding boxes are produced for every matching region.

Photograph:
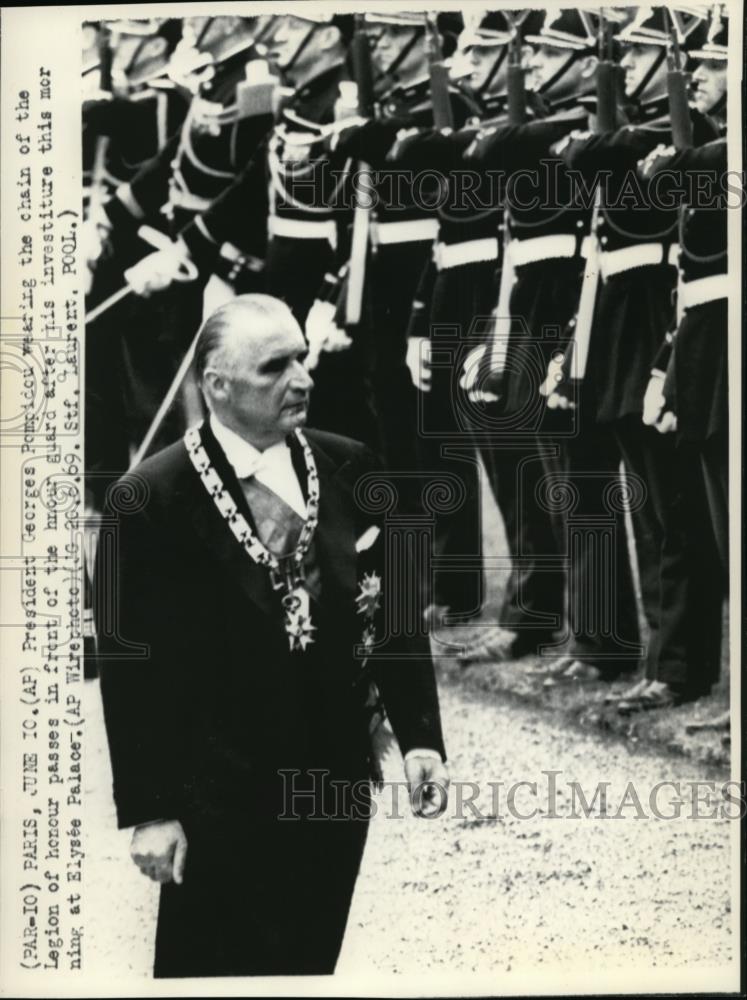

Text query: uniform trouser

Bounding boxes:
[413,260,491,616]
[154,800,370,978]
[614,418,723,694]
[699,432,729,581]
[562,419,642,675]
[654,438,724,694]
[415,384,483,616]
[369,241,434,480]
[478,430,566,645]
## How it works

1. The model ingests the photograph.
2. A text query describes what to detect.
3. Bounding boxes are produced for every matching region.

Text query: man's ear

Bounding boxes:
[520,43,534,69]
[317,24,341,53]
[202,370,229,403]
[580,54,598,79]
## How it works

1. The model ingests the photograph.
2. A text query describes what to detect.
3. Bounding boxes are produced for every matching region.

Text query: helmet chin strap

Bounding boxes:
[283,22,319,76]
[478,46,509,99]
[629,46,667,104]
[538,49,584,98]
[378,27,423,89]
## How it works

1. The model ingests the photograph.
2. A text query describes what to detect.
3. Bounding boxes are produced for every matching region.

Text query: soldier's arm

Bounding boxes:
[102,132,182,234]
[178,150,269,274]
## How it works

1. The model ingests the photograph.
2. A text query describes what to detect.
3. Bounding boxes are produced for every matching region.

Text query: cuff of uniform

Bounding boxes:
[180,216,221,274]
[404,747,442,762]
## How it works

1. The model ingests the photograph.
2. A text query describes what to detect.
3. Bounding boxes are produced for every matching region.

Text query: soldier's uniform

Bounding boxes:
[555,6,719,693]
[179,15,382,446]
[332,14,475,476]
[392,10,542,624]
[82,19,187,212]
[86,17,277,501]
[629,9,729,703]
[330,12,480,613]
[466,10,640,669]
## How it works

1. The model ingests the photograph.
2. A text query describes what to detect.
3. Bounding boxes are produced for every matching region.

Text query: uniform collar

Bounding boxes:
[293,61,347,103]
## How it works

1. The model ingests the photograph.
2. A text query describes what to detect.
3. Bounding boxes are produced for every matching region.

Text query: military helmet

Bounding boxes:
[690,3,728,59]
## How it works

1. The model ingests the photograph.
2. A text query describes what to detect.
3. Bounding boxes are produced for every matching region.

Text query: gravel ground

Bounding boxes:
[82,677,736,991]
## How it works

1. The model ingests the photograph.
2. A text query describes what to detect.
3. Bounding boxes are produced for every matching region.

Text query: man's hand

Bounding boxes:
[404,755,449,819]
[130,820,188,885]
[406,337,432,393]
[124,240,196,298]
[82,216,112,294]
[305,299,352,370]
[642,372,666,426]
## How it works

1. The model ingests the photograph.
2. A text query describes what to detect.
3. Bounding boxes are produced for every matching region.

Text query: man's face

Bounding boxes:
[620,43,667,98]
[528,44,584,101]
[372,24,426,80]
[465,44,508,94]
[691,58,727,113]
[270,15,320,77]
[210,317,313,448]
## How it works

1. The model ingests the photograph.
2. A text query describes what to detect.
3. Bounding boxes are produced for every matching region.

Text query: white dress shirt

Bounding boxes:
[210,414,307,518]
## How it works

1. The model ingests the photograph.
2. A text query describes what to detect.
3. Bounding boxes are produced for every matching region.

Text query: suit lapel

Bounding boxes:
[302,435,357,605]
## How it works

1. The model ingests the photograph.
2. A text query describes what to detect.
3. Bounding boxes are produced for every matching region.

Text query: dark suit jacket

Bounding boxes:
[95,422,445,830]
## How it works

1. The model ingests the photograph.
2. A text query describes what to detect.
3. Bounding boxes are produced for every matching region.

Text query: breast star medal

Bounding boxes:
[185,426,320,653]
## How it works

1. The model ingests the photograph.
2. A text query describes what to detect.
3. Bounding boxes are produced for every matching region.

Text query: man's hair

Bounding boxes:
[194,294,299,383]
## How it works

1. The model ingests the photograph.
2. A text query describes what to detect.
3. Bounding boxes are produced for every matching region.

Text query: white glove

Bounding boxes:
[82,216,112,294]
[459,345,499,403]
[642,372,666,426]
[124,241,196,298]
[540,350,566,398]
[305,300,352,371]
[406,337,432,393]
[655,411,678,434]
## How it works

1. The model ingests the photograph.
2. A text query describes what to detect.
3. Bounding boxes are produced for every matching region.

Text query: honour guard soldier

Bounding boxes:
[549,6,718,697]
[83,18,186,217]
[331,12,475,515]
[85,16,278,505]
[464,9,640,670]
[617,4,729,711]
[391,10,544,633]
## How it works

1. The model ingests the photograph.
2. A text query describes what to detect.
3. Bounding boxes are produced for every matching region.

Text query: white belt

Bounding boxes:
[434,237,499,270]
[509,233,584,267]
[371,219,439,246]
[268,215,337,247]
[679,273,728,310]
[599,242,679,280]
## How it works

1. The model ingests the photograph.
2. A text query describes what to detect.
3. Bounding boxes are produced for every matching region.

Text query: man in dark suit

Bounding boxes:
[94,294,448,978]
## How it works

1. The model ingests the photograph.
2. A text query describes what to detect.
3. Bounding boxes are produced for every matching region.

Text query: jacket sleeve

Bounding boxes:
[351,449,447,761]
[95,488,187,828]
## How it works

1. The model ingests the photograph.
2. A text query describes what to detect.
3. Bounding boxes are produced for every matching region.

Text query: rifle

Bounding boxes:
[557,10,618,391]
[506,12,526,127]
[664,8,694,328]
[665,8,694,151]
[425,14,454,131]
[344,14,376,326]
[88,24,113,228]
[483,13,527,395]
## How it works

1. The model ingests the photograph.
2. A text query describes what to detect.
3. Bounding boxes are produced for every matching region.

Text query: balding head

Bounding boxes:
[195,294,313,450]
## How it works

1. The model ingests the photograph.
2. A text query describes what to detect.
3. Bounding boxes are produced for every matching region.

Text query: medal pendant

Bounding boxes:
[283,586,316,653]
